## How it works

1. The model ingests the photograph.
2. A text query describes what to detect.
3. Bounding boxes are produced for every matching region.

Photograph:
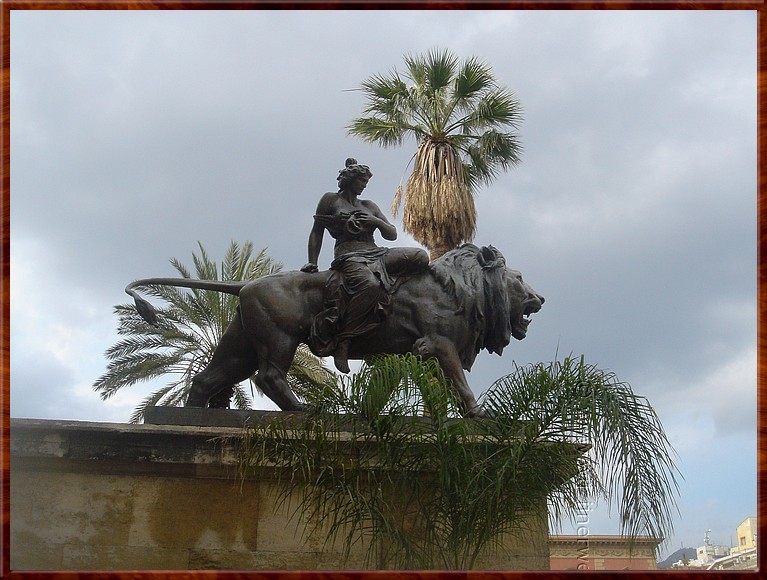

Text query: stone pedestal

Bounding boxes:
[10,410,551,571]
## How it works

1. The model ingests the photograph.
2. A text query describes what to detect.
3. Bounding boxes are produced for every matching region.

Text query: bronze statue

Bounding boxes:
[126,244,543,418]
[300,158,429,373]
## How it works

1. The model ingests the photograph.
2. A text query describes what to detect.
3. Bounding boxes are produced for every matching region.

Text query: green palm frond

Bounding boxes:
[231,384,255,410]
[104,334,187,359]
[452,56,495,106]
[168,257,192,279]
[191,244,216,280]
[288,345,337,403]
[455,89,523,132]
[479,356,681,542]
[94,352,189,398]
[129,384,180,424]
[95,241,330,423]
[464,130,523,188]
[424,49,458,92]
[360,73,411,111]
[402,52,427,89]
[161,380,195,408]
[348,116,411,148]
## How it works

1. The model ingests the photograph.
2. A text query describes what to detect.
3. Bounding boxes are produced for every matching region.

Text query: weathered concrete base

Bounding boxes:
[11,411,551,571]
[143,405,299,428]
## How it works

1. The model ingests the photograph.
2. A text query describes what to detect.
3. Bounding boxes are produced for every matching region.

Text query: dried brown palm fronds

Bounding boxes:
[396,140,476,260]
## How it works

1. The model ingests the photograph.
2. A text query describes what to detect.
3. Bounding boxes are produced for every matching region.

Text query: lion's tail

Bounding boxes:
[124,278,248,326]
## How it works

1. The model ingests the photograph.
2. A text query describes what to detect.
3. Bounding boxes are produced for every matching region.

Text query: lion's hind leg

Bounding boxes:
[413,335,484,418]
[186,315,258,408]
[252,336,307,412]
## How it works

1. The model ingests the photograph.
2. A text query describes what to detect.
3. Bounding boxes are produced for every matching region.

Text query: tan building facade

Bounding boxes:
[549,535,662,570]
[734,516,757,553]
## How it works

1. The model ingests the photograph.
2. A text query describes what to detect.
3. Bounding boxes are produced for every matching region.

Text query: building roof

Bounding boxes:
[550,535,663,547]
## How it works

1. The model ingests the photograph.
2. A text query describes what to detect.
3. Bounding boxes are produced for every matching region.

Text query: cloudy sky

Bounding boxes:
[10,9,756,561]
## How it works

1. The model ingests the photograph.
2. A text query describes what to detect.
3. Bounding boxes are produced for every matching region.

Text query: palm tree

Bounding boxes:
[94,241,334,423]
[236,354,680,569]
[348,48,523,260]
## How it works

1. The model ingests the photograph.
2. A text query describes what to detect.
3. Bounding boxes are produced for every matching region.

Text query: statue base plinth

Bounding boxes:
[143,405,303,428]
[10,417,552,570]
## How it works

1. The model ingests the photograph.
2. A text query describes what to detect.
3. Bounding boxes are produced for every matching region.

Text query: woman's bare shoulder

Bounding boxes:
[315,192,340,212]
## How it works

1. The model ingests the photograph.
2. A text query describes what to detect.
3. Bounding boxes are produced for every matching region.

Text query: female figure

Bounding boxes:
[301,158,428,373]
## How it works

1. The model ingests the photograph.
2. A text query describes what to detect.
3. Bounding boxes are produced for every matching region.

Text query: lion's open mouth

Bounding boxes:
[512,318,531,340]
[512,294,544,340]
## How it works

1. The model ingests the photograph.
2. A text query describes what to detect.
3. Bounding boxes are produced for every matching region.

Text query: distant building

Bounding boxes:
[549,535,661,570]
[732,516,757,554]
[694,543,730,564]
[669,520,758,571]
[674,529,730,568]
[707,516,757,571]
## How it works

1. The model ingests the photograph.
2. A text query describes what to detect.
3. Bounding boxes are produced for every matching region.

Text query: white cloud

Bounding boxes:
[651,343,756,439]
[11,234,126,421]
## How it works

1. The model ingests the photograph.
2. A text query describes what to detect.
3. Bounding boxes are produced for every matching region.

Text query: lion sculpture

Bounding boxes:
[126,244,544,417]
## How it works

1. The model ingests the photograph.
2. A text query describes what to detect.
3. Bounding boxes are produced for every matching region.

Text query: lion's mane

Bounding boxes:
[428,244,513,369]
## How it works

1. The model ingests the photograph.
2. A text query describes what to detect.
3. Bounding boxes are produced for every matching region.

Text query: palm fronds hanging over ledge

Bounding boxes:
[234,354,680,570]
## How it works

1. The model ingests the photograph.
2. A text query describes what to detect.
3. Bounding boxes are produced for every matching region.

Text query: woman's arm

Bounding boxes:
[301,222,324,272]
[301,194,335,272]
[361,201,397,241]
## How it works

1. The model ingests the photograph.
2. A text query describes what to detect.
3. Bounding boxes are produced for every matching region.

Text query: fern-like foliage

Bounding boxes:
[235,354,679,569]
[481,356,681,544]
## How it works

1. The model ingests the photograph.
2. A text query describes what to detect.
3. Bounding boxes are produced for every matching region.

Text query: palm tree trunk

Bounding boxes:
[429,243,456,262]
